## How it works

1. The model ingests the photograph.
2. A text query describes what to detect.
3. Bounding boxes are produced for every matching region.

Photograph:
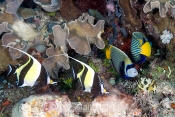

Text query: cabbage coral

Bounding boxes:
[143,0,175,17]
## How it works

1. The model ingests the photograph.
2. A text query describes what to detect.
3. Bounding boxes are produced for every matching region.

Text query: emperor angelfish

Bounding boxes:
[106,45,138,79]
[131,32,152,64]
[70,56,109,96]
[4,45,56,87]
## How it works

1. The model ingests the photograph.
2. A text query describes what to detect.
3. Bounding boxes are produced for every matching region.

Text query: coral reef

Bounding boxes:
[138,77,156,92]
[59,0,83,21]
[160,30,173,44]
[66,13,105,55]
[0,2,14,24]
[119,0,142,34]
[0,42,18,73]
[42,46,70,79]
[1,0,175,116]
[136,79,175,116]
[5,0,24,18]
[138,7,175,62]
[17,7,38,19]
[12,93,76,117]
[87,80,141,117]
[34,0,61,12]
[52,13,105,55]
[143,0,175,17]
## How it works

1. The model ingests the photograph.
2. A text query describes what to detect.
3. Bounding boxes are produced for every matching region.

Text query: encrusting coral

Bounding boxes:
[143,0,175,17]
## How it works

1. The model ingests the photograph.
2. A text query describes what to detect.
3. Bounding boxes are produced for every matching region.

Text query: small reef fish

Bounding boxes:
[3,45,56,87]
[106,45,138,79]
[70,56,109,96]
[131,32,152,64]
[88,9,109,25]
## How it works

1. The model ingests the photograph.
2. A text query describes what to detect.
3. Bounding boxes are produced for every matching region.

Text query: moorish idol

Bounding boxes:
[69,56,109,96]
[131,32,152,64]
[3,45,56,87]
[50,53,109,96]
[106,45,138,79]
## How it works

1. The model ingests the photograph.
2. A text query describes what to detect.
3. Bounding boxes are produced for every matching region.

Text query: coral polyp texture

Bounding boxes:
[160,30,173,44]
[143,0,175,17]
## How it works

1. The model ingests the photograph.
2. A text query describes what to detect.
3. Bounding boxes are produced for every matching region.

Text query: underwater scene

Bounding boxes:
[0,0,175,116]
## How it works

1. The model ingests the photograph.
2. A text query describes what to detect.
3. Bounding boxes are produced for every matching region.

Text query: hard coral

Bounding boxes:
[138,77,156,92]
[160,30,173,44]
[141,12,175,62]
[52,13,105,55]
[52,25,68,48]
[42,46,70,79]
[0,2,14,24]
[1,20,45,59]
[66,13,105,55]
[5,0,23,18]
[119,0,142,34]
[143,0,175,17]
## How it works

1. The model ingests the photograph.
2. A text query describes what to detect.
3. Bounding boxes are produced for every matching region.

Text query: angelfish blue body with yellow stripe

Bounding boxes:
[106,45,138,79]
[4,45,56,87]
[131,32,152,64]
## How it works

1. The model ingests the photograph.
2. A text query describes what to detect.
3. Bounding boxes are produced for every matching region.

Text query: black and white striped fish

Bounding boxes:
[4,45,56,87]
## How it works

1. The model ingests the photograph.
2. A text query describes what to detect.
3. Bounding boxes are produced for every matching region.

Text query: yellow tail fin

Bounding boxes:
[106,45,112,59]
[140,42,151,57]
